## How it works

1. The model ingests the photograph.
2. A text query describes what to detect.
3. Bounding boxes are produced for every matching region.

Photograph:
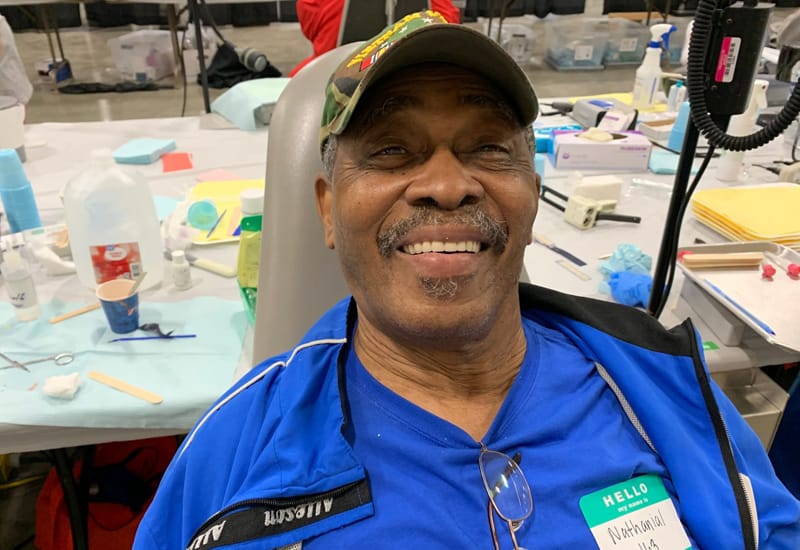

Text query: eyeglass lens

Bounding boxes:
[479,449,533,523]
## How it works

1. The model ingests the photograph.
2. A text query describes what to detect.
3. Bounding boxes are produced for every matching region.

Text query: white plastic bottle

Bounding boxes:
[171,250,192,290]
[63,150,164,290]
[632,23,676,110]
[666,79,686,113]
[716,79,769,182]
[1,249,41,321]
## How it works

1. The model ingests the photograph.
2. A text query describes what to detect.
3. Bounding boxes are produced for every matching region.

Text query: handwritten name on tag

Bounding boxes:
[579,475,693,550]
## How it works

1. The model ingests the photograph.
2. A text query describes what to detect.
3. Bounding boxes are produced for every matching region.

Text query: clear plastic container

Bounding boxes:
[482,22,536,65]
[668,17,690,66]
[1,249,40,321]
[63,150,164,291]
[545,17,608,71]
[603,19,649,66]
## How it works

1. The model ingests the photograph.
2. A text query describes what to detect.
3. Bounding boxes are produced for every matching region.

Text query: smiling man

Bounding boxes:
[135,11,800,550]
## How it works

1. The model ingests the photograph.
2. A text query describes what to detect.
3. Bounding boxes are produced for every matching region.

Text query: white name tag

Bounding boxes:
[579,475,693,550]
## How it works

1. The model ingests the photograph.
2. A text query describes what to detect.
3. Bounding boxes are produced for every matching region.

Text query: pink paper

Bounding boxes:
[161,152,194,172]
[196,168,241,182]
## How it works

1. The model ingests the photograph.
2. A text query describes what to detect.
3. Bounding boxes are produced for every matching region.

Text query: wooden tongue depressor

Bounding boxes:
[88,371,163,404]
[681,252,764,269]
[49,303,101,324]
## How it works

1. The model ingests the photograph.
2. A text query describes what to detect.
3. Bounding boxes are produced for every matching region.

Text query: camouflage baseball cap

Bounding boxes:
[319,10,539,152]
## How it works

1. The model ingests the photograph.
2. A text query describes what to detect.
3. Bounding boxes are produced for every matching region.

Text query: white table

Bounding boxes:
[4,108,797,453]
[0,115,267,454]
[523,125,800,370]
[521,112,798,448]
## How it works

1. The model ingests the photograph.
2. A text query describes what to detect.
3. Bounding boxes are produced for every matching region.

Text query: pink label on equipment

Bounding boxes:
[714,36,741,83]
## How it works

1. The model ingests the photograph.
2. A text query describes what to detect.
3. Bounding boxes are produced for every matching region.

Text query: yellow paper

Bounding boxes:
[188,179,263,244]
[691,185,800,245]
[567,92,668,113]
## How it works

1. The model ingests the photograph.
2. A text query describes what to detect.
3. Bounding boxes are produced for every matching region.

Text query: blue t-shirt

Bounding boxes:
[305,318,697,548]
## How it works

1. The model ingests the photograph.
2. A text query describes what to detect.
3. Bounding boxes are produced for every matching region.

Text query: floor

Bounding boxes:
[12,15,661,125]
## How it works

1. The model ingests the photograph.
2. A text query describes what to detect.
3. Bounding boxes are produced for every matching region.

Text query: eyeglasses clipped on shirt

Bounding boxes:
[479,445,533,550]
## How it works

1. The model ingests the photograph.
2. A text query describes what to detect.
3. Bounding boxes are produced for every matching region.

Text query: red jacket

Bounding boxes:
[291,1,461,76]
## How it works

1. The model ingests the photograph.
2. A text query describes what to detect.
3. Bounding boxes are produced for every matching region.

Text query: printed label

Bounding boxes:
[714,36,741,83]
[575,45,594,61]
[90,242,142,284]
[619,38,638,52]
[580,475,693,550]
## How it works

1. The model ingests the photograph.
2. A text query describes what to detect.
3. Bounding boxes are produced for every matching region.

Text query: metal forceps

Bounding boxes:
[0,351,74,372]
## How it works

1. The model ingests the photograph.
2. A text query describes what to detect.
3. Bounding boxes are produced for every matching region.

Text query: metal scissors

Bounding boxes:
[0,351,74,372]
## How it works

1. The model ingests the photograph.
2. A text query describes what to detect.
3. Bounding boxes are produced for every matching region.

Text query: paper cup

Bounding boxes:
[96,279,140,334]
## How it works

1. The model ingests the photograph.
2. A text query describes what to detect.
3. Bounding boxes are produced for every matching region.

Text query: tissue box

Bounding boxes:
[533,123,582,154]
[108,30,174,82]
[552,131,652,171]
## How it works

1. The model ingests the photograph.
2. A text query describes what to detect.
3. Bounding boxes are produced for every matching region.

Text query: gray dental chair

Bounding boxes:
[252,44,358,364]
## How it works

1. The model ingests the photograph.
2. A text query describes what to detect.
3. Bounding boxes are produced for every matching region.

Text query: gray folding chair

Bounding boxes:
[252,44,358,364]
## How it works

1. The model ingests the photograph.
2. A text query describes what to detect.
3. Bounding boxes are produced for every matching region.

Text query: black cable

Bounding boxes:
[11,535,35,550]
[688,0,800,152]
[753,163,782,175]
[197,0,229,46]
[651,145,716,318]
[539,194,565,212]
[649,139,720,158]
[179,27,188,117]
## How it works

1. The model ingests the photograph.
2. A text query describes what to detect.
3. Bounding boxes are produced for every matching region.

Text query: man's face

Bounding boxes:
[316,64,540,348]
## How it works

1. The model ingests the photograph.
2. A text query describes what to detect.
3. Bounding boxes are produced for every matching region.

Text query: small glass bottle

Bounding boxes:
[1,249,40,321]
[171,250,192,290]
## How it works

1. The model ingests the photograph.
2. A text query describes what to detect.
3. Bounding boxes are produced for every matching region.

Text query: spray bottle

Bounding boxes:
[716,79,769,182]
[632,23,676,110]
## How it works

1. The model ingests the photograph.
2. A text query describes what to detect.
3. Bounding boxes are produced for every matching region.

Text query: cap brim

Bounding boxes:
[347,24,538,128]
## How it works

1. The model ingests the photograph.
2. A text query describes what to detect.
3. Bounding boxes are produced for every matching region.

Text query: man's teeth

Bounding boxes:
[401,241,481,255]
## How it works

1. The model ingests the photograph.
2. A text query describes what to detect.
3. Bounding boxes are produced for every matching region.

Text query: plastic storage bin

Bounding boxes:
[483,21,536,65]
[108,30,174,82]
[545,17,608,71]
[667,18,690,65]
[603,18,649,66]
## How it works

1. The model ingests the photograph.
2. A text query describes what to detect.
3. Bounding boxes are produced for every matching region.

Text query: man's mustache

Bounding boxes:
[377,206,508,258]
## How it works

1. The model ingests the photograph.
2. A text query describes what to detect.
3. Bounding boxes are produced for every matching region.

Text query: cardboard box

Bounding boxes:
[638,118,676,141]
[552,130,652,171]
[108,30,174,82]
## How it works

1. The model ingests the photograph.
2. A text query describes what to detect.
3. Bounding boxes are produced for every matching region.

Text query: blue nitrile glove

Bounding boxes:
[608,271,653,308]
[599,243,652,279]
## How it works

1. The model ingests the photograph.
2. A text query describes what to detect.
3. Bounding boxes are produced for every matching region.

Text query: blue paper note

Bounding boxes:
[153,195,179,221]
[113,138,177,165]
[648,148,698,175]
